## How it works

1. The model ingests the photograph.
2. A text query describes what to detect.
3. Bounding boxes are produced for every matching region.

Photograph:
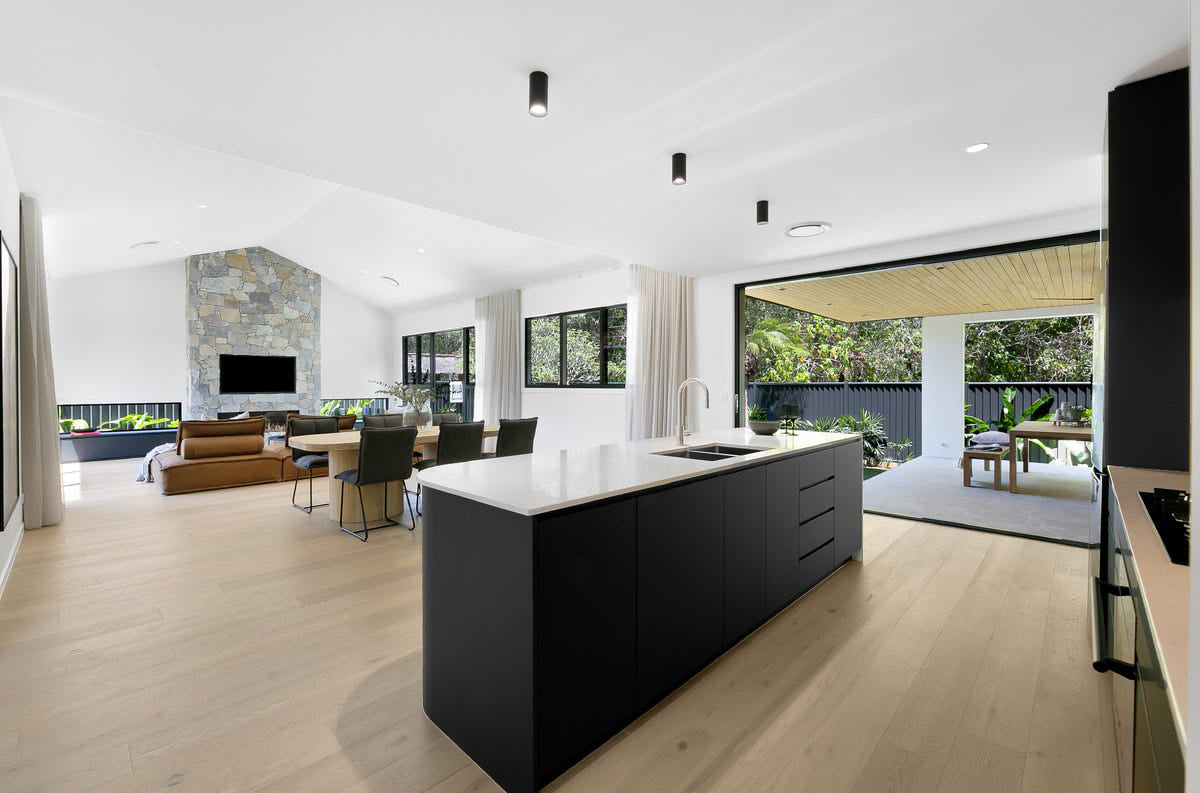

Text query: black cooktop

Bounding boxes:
[1140,488,1190,566]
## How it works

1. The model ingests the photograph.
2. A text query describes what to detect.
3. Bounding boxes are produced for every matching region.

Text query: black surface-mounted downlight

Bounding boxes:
[529,71,548,117]
[672,152,686,185]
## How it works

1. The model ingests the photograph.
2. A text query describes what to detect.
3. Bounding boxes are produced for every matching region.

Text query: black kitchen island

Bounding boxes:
[418,429,864,793]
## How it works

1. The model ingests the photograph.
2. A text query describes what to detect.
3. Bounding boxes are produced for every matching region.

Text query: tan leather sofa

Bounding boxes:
[151,417,292,495]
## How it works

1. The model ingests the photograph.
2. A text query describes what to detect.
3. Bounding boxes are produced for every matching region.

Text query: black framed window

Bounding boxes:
[525,304,627,388]
[402,327,475,419]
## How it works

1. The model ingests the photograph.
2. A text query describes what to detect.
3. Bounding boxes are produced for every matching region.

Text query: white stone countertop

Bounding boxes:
[417,428,859,516]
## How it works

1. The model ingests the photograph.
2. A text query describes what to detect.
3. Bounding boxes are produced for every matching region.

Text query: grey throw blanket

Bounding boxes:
[137,443,177,483]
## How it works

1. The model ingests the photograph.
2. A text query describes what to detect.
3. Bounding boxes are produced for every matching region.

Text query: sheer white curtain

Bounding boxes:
[625,264,694,441]
[474,289,522,424]
[18,196,62,528]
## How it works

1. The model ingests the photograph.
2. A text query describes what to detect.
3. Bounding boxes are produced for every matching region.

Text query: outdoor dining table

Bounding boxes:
[1007,419,1093,493]
[289,425,499,523]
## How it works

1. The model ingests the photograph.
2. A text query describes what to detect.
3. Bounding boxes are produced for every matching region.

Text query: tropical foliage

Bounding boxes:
[797,409,897,466]
[743,298,921,383]
[319,398,374,416]
[964,316,1092,382]
[745,298,1092,385]
[58,412,179,433]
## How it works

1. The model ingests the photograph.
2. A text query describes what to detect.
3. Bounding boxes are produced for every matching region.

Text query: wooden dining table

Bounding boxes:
[289,426,499,523]
[1007,419,1093,493]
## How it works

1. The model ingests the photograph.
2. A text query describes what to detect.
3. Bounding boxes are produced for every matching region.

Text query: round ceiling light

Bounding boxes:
[785,222,831,238]
[129,240,161,249]
[380,275,400,287]
[965,142,990,153]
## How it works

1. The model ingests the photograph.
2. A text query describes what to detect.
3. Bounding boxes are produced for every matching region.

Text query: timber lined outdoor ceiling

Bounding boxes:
[747,241,1100,322]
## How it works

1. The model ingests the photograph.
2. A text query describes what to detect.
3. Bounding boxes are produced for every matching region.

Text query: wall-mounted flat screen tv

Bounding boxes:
[219,354,296,394]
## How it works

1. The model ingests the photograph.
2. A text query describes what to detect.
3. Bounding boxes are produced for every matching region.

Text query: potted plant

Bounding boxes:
[373,380,434,429]
[746,404,780,436]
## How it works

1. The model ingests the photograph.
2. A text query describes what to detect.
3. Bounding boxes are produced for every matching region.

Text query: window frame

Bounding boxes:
[402,326,474,386]
[524,303,627,389]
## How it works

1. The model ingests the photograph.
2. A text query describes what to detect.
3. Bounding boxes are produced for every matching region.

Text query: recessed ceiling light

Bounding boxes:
[417,248,425,254]
[785,222,831,238]
[172,240,182,245]
[196,203,209,209]
[363,269,370,274]
[380,275,400,287]
[129,240,161,249]
[965,142,990,154]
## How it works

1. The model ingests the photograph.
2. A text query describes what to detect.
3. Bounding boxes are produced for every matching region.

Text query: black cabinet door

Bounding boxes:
[723,467,766,644]
[637,479,724,710]
[536,499,637,785]
[834,440,863,563]
[765,458,801,613]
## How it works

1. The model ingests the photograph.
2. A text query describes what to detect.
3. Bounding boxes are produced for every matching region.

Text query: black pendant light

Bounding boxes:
[756,200,769,225]
[528,71,548,117]
[672,152,687,185]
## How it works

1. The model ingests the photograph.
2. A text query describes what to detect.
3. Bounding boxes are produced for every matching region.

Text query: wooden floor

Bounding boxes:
[0,459,1115,793]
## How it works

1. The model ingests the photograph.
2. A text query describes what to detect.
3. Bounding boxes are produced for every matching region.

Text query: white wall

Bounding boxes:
[691,209,1097,437]
[0,119,21,593]
[47,260,187,404]
[319,279,393,399]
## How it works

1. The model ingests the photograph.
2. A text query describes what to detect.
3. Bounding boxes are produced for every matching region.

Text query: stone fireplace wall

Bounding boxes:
[186,246,320,418]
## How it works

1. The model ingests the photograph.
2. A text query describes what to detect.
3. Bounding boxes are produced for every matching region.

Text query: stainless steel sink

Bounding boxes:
[695,444,760,456]
[653,443,763,461]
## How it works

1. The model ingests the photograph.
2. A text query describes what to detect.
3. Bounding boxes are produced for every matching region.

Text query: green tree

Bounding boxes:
[743,297,922,383]
[964,316,1092,381]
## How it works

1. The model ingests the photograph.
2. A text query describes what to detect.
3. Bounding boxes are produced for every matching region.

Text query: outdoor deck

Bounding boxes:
[863,455,1095,545]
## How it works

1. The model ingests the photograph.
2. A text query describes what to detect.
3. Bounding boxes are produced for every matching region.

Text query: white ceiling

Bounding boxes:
[0,0,1187,306]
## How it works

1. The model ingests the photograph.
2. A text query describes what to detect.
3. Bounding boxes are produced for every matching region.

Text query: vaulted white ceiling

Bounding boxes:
[0,0,1187,308]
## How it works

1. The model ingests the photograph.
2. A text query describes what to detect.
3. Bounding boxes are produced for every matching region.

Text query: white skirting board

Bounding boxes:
[0,496,24,600]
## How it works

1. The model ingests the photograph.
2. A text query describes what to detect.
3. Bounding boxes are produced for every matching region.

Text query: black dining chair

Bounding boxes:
[362,414,406,429]
[334,426,418,541]
[364,413,425,466]
[483,417,538,458]
[414,421,485,513]
[287,416,339,513]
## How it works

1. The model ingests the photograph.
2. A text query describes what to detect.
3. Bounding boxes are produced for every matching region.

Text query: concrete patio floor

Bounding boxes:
[862,455,1096,545]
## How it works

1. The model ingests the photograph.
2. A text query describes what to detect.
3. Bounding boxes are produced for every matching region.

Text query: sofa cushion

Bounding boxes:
[152,450,281,495]
[180,433,265,459]
[175,416,267,453]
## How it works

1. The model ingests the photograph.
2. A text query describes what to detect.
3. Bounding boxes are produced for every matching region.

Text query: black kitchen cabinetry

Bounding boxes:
[422,438,863,793]
[723,467,767,644]
[637,480,725,709]
[1103,67,1189,472]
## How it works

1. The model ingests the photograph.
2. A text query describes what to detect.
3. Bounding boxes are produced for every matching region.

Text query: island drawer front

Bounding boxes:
[798,478,835,525]
[796,449,836,490]
[797,539,836,596]
[798,510,835,560]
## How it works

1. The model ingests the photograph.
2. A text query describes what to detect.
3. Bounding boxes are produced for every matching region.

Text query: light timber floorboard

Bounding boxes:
[0,461,1108,792]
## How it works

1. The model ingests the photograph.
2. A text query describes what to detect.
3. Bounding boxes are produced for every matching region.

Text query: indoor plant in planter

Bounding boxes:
[747,404,780,436]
